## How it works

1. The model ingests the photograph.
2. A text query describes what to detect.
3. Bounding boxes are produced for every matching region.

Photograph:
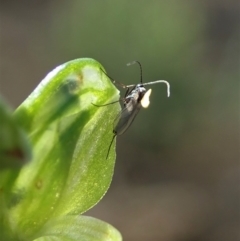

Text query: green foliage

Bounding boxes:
[33,216,121,241]
[0,58,122,241]
[0,97,31,169]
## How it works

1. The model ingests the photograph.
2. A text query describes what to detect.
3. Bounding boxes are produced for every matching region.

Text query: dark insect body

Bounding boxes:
[94,61,170,159]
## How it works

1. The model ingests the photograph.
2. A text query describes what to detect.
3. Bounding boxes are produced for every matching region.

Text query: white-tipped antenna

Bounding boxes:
[127,80,170,97]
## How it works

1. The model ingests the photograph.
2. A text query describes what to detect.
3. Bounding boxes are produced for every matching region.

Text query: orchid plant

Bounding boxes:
[0,58,122,241]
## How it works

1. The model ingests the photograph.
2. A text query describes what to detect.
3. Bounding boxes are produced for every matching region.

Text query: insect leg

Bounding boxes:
[106,134,116,159]
[91,96,126,107]
[124,87,130,97]
[100,68,127,89]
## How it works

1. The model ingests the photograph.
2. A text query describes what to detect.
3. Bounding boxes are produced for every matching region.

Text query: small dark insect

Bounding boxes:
[94,61,170,159]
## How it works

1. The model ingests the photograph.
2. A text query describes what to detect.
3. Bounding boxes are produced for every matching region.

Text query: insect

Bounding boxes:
[95,61,170,159]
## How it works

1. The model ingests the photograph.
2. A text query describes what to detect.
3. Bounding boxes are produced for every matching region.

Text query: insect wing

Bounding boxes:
[113,99,142,136]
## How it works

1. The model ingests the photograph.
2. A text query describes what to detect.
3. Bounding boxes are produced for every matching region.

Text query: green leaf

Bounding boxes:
[0,96,31,169]
[33,215,122,241]
[1,58,121,240]
[0,96,31,241]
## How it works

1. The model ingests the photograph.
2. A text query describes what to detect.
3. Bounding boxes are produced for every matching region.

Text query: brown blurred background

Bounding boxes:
[0,0,239,240]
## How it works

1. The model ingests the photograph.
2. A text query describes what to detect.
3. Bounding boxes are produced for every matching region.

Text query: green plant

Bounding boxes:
[0,58,122,241]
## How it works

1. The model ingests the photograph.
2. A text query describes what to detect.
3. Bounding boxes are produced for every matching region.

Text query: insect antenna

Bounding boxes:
[127,60,143,84]
[126,80,171,97]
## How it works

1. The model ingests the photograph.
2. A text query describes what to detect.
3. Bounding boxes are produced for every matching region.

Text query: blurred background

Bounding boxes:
[0,0,239,240]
